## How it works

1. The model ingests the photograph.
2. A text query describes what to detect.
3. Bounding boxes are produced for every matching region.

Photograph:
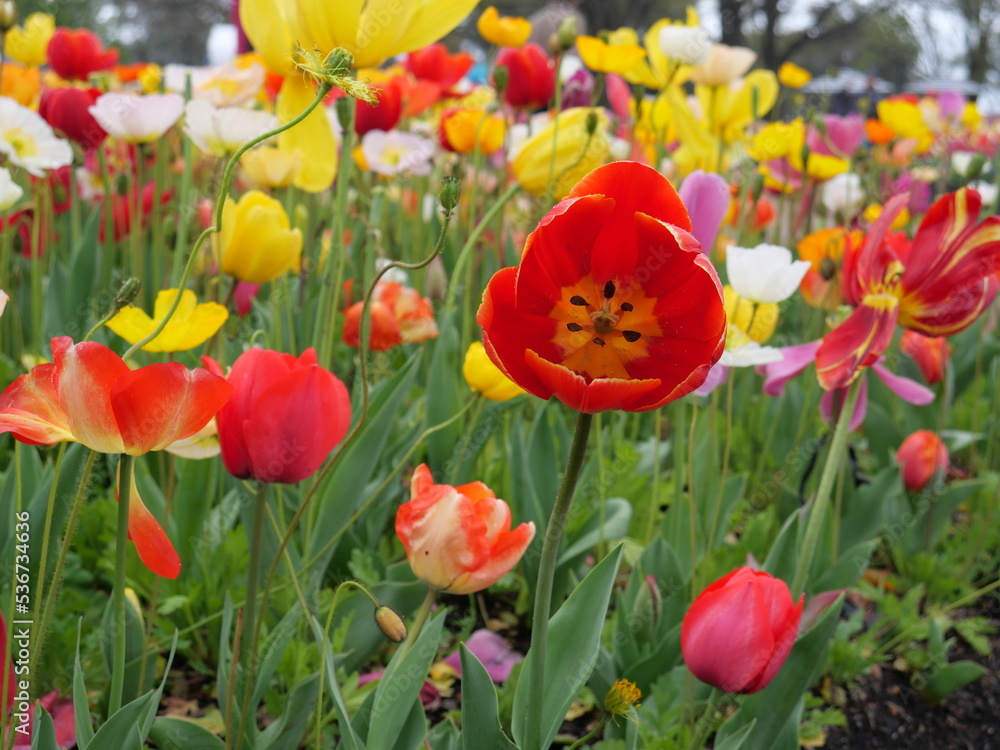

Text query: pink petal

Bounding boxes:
[871,362,935,406]
[679,170,730,254]
[443,630,524,682]
[756,340,821,397]
[693,362,727,396]
[820,377,869,431]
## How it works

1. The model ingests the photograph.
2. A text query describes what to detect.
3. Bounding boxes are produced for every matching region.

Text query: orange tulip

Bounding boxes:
[899,331,949,385]
[896,430,948,492]
[395,464,535,594]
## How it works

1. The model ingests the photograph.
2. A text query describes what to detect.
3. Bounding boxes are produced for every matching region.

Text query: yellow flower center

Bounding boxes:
[549,276,661,380]
[5,129,36,157]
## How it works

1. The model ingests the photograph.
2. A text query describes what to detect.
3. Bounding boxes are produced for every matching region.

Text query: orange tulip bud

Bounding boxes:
[896,430,948,493]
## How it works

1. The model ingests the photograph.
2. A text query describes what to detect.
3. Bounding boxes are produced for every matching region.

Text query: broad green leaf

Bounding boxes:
[424,321,463,468]
[460,645,519,750]
[30,706,59,750]
[73,620,94,749]
[308,615,363,750]
[558,498,632,565]
[259,672,321,750]
[89,691,156,748]
[147,717,226,749]
[919,661,987,704]
[512,545,624,750]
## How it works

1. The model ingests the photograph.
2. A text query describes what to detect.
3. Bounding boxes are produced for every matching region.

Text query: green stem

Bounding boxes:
[450,183,520,311]
[400,588,437,657]
[109,454,134,715]
[646,409,663,544]
[686,688,722,750]
[567,714,608,750]
[525,410,594,750]
[790,378,862,597]
[236,482,269,749]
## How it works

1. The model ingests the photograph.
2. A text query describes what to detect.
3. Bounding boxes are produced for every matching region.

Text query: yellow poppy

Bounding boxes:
[276,73,337,192]
[442,108,505,155]
[4,13,54,67]
[577,33,646,75]
[106,289,229,352]
[477,6,531,48]
[777,61,811,89]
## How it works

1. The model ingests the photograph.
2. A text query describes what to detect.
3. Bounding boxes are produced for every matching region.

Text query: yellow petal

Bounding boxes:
[511,108,610,199]
[106,307,156,346]
[240,0,293,75]
[477,6,531,48]
[577,35,647,75]
[777,61,811,89]
[277,74,337,193]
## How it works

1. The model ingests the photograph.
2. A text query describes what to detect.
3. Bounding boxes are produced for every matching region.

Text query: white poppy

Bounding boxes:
[969,180,997,208]
[0,97,73,177]
[0,166,24,209]
[821,172,864,216]
[658,25,712,66]
[726,243,811,303]
[720,341,784,367]
[89,93,185,144]
[361,130,434,176]
[183,99,279,157]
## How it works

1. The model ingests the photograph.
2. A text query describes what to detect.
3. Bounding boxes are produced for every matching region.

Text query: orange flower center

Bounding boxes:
[548,276,662,380]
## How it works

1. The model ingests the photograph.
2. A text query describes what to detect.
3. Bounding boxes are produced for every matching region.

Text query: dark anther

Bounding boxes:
[620,302,633,312]
[622,330,641,342]
[593,337,606,346]
[570,295,588,306]
[603,280,616,298]
[567,323,584,331]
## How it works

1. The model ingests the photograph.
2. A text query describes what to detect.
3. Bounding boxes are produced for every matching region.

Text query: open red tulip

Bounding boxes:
[478,161,726,413]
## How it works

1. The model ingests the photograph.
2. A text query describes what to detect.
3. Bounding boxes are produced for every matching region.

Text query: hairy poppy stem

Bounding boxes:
[525,410,594,750]
[109,453,134,715]
[791,377,862,597]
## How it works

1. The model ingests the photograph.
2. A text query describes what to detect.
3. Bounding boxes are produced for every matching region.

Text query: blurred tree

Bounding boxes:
[951,0,1000,82]
[103,0,229,64]
[10,0,97,28]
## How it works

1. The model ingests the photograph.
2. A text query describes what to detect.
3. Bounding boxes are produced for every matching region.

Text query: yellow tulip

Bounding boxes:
[4,12,54,67]
[777,61,811,89]
[477,6,531,48]
[749,120,802,162]
[241,145,303,188]
[864,203,910,230]
[277,74,337,192]
[463,343,524,401]
[442,108,506,155]
[216,190,303,283]
[961,102,981,131]
[511,107,610,199]
[241,0,480,73]
[577,34,646,75]
[106,289,229,353]
[724,286,778,344]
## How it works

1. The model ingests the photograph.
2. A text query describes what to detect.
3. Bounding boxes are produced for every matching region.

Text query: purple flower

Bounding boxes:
[561,69,594,110]
[443,629,523,682]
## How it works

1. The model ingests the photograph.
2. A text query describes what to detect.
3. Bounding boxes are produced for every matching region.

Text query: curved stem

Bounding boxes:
[109,454,134,715]
[686,688,721,750]
[567,714,608,750]
[525,410,594,750]
[791,378,862,597]
[400,588,437,657]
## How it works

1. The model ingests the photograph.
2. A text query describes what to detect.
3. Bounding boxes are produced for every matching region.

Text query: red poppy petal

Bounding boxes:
[515,194,615,315]
[816,302,899,391]
[525,349,661,413]
[111,363,233,455]
[478,267,558,400]
[242,365,350,483]
[52,337,130,453]
[568,161,692,282]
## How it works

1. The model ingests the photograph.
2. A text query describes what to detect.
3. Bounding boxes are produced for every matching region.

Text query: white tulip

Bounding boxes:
[727,243,811,303]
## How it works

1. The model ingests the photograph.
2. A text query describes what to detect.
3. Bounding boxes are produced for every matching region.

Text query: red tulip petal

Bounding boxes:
[111,362,232,455]
[456,480,497,503]
[855,194,909,292]
[479,267,559,400]
[682,574,774,693]
[515,194,615,315]
[815,301,898,391]
[525,349,661,413]
[0,364,74,445]
[52,336,130,453]
[568,161,692,282]
[242,365,350,483]
[630,214,712,299]
[743,592,804,693]
[117,464,181,579]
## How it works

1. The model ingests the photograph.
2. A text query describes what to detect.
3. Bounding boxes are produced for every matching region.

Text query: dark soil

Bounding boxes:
[825,610,1000,750]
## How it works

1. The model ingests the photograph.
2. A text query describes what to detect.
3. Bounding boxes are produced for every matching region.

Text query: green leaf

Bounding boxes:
[147,717,226,749]
[919,661,988,704]
[714,594,844,750]
[424,321,463,467]
[258,672,321,750]
[251,603,302,709]
[100,587,154,704]
[30,706,60,750]
[89,691,156,748]
[460,645,519,750]
[364,611,446,750]
[511,545,624,750]
[73,620,94,749]
[557,498,632,565]
[713,720,757,750]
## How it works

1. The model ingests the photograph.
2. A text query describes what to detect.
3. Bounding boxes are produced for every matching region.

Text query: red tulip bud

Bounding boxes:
[896,429,948,492]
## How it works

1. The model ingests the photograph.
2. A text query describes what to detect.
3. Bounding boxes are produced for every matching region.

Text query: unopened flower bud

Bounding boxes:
[557,14,579,49]
[114,278,141,311]
[750,173,765,200]
[336,97,354,131]
[585,110,599,136]
[492,65,509,98]
[964,153,987,181]
[439,176,461,213]
[374,605,407,643]
[0,1,17,32]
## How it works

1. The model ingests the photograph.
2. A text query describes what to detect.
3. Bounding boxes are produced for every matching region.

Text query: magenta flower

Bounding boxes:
[443,629,524,682]
[807,114,864,158]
